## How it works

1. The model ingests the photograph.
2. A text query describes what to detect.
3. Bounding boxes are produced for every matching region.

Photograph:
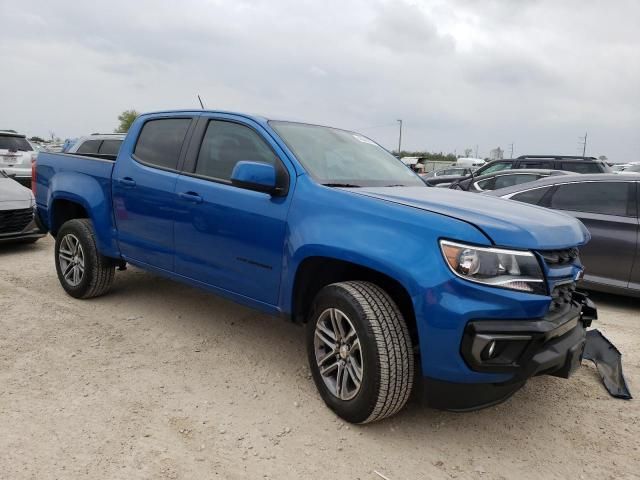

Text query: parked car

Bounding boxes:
[35,110,595,423]
[0,130,38,187]
[426,155,610,188]
[0,170,46,244]
[476,155,611,175]
[617,163,640,174]
[67,133,126,160]
[611,163,631,172]
[423,166,475,179]
[488,174,640,297]
[449,169,573,192]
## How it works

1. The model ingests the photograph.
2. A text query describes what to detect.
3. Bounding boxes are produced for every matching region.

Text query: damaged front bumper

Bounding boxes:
[425,292,597,411]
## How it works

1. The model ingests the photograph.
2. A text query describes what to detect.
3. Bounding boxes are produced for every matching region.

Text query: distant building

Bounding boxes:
[489,147,504,160]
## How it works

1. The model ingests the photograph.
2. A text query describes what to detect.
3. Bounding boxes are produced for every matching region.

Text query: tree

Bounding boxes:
[598,155,608,161]
[115,109,139,133]
[29,136,45,143]
[463,148,473,157]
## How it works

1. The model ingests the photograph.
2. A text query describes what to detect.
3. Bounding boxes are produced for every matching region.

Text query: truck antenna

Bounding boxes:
[197,94,205,110]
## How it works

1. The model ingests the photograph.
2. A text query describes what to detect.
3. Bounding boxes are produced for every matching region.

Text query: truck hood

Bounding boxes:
[352,187,589,250]
[0,176,33,210]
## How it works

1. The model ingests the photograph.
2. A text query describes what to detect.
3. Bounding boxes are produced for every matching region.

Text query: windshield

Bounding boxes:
[270,121,424,187]
[0,135,33,152]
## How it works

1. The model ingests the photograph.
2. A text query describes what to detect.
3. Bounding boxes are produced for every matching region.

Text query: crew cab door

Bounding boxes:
[542,180,638,289]
[173,115,293,306]
[112,116,195,271]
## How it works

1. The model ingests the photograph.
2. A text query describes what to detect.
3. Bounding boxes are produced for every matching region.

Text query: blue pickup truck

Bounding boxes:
[34,110,596,423]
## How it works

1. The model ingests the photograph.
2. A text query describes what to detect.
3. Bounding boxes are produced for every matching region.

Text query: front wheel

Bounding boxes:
[54,219,115,299]
[306,281,414,423]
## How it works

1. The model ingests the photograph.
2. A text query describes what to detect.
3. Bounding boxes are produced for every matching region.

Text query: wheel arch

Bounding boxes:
[290,256,419,347]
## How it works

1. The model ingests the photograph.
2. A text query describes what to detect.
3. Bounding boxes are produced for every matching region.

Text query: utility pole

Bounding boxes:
[475,144,479,158]
[397,119,403,158]
[578,132,588,157]
[509,143,514,158]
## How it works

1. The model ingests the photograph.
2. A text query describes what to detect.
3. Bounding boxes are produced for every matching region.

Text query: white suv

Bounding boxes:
[0,131,37,186]
[67,133,125,159]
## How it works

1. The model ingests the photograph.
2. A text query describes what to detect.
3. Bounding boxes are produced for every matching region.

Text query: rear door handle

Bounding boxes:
[179,191,203,204]
[117,177,136,187]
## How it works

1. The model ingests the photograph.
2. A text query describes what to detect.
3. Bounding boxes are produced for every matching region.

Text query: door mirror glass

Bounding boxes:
[230,161,279,195]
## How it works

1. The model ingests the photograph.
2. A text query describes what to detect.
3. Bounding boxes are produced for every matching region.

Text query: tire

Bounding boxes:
[306,281,414,423]
[54,219,115,299]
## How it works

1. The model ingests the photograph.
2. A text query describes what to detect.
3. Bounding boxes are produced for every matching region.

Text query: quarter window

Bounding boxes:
[195,121,278,181]
[510,187,551,205]
[134,118,191,170]
[560,162,602,174]
[549,182,630,216]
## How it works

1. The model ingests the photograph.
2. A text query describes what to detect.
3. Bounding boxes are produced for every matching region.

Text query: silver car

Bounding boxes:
[0,171,46,244]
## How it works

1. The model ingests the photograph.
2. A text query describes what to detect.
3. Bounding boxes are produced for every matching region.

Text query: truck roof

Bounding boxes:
[141,109,271,124]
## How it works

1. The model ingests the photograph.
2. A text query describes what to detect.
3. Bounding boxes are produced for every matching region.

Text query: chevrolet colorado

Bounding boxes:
[34,110,596,423]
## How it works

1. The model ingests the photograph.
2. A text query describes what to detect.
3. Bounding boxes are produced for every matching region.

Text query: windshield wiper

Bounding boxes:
[383,184,407,187]
[322,183,361,188]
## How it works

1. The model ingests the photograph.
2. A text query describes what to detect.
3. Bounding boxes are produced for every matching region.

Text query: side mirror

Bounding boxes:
[230,161,281,195]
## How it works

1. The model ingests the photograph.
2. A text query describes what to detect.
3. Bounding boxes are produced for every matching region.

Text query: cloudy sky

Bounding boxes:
[1,0,638,161]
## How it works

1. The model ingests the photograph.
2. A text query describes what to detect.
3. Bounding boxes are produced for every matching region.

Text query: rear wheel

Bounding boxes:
[306,281,414,423]
[55,219,115,299]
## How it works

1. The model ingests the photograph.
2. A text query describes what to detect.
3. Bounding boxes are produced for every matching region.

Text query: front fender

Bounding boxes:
[279,176,492,315]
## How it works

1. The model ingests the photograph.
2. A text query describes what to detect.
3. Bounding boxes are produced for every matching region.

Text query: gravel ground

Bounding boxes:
[1,236,638,480]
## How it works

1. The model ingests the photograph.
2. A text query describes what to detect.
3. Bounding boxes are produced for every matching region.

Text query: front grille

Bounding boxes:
[0,208,33,234]
[539,247,579,266]
[549,281,576,313]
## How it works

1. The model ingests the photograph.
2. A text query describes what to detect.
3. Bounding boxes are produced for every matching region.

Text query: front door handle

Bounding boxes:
[179,191,203,204]
[117,177,136,187]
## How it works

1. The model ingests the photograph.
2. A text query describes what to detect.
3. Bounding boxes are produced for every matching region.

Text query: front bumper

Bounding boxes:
[0,208,47,244]
[424,293,597,411]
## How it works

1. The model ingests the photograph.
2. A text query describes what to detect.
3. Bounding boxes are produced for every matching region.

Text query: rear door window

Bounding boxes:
[98,139,122,156]
[561,162,602,174]
[493,174,539,190]
[479,162,512,175]
[76,139,102,154]
[520,161,553,169]
[134,118,191,170]
[549,182,631,216]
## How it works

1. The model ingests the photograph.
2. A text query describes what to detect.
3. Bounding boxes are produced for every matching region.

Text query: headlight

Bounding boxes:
[440,240,546,294]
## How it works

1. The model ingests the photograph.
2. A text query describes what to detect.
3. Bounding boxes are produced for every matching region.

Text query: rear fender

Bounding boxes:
[48,171,120,257]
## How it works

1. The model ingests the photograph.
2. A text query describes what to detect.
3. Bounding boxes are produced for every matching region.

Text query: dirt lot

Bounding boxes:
[0,237,638,480]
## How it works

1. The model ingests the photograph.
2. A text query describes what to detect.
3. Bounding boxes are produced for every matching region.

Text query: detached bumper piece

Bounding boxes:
[583,329,632,400]
[426,293,597,412]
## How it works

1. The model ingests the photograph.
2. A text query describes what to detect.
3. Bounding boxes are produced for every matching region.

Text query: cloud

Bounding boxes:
[0,0,638,161]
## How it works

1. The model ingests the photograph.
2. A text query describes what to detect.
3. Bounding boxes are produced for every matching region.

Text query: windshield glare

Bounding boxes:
[270,121,424,187]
